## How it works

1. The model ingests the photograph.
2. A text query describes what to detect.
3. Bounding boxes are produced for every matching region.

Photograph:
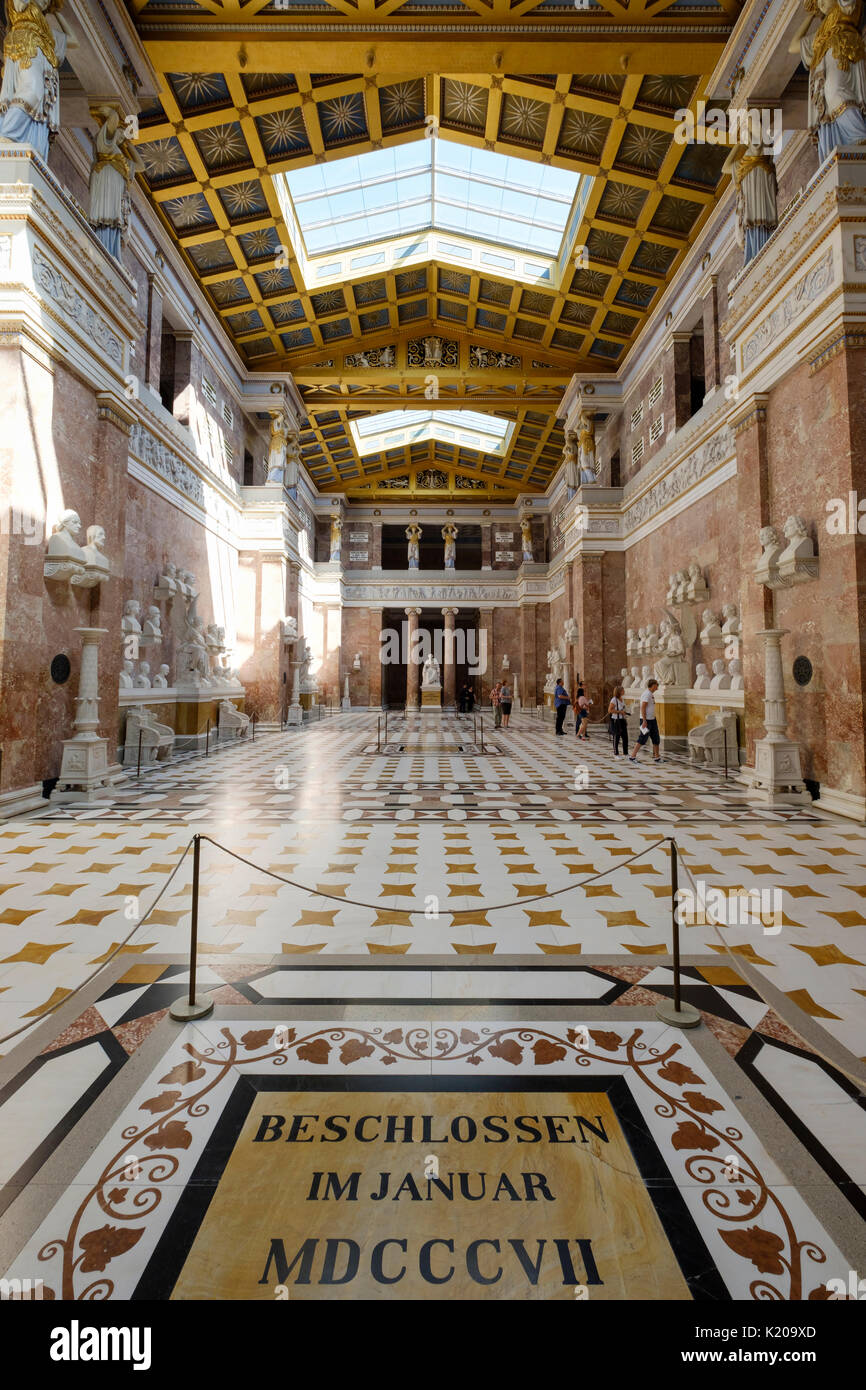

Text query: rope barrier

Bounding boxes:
[0,840,194,1050]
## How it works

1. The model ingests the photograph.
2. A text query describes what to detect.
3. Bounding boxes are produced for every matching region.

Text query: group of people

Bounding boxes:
[490,680,514,729]
[552,675,662,763]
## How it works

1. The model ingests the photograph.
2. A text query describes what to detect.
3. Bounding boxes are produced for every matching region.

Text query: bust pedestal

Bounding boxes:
[421,685,442,709]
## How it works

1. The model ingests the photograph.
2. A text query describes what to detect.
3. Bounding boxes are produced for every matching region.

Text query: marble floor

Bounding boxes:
[0,711,864,1301]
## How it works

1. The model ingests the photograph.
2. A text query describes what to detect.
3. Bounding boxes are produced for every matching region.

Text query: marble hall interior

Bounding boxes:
[2,0,866,1318]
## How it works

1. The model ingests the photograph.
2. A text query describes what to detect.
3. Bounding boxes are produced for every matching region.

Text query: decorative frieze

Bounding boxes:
[623,427,733,534]
[741,247,834,371]
[32,244,123,364]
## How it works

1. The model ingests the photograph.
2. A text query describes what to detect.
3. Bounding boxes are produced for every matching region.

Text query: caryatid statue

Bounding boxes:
[0,0,73,161]
[578,410,597,483]
[562,430,579,491]
[441,523,458,570]
[405,523,422,570]
[88,105,144,260]
[329,514,342,563]
[266,413,289,485]
[790,0,866,161]
[519,514,533,563]
[724,139,777,266]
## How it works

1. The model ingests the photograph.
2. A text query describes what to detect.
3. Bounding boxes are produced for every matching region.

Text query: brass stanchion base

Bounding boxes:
[170,996,215,1021]
[655,999,702,1029]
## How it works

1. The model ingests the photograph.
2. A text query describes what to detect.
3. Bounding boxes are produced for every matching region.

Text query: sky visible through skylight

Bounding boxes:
[283,141,581,258]
[350,409,514,456]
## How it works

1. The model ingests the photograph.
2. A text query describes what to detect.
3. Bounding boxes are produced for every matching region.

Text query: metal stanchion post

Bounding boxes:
[170,834,214,1021]
[205,718,210,757]
[252,715,256,743]
[723,724,728,779]
[377,716,381,753]
[480,715,485,754]
[655,839,701,1029]
[136,728,143,778]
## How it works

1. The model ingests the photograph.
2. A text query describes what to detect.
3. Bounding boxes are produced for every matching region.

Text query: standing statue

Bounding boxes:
[284,427,300,490]
[724,139,778,265]
[578,410,597,483]
[405,522,422,570]
[0,0,72,161]
[562,431,579,491]
[329,514,342,563]
[266,413,289,485]
[790,0,866,161]
[441,523,458,570]
[519,514,533,563]
[89,105,144,260]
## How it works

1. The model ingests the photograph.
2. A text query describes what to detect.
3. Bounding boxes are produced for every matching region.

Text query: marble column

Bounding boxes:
[478,606,494,703]
[733,396,773,769]
[744,629,810,805]
[481,524,492,571]
[405,606,421,709]
[369,607,384,707]
[144,272,164,393]
[441,606,458,708]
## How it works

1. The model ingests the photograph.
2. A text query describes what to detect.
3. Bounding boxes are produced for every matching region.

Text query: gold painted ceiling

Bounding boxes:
[129,11,736,497]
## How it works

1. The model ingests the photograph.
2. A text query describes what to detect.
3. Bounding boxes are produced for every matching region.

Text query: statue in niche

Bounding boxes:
[284,428,300,490]
[422,652,441,687]
[153,663,170,688]
[520,514,534,562]
[694,662,711,689]
[563,617,578,645]
[133,661,151,689]
[329,515,342,563]
[731,140,778,266]
[88,105,144,259]
[441,522,458,570]
[0,0,73,162]
[700,608,722,643]
[119,658,134,688]
[790,0,866,162]
[562,431,579,491]
[728,658,744,690]
[405,523,422,570]
[266,413,289,485]
[578,410,597,483]
[44,509,86,582]
[710,658,731,690]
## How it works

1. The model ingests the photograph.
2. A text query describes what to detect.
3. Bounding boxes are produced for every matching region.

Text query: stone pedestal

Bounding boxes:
[52,628,124,801]
[421,685,442,709]
[742,630,811,805]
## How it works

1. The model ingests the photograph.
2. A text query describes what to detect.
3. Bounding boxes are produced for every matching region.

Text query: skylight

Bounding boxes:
[350,410,514,457]
[282,142,581,259]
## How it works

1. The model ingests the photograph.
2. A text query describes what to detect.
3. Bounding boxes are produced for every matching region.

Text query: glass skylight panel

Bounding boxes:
[351,410,513,456]
[282,140,581,260]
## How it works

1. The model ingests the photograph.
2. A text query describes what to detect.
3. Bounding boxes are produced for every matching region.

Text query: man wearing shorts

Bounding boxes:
[629,678,661,763]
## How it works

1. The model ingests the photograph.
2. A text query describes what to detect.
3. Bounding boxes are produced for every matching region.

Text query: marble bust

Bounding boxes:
[119,659,134,688]
[700,608,722,643]
[77,525,110,587]
[686,561,709,602]
[44,510,86,582]
[134,661,152,689]
[694,662,711,689]
[122,600,142,634]
[721,603,740,636]
[756,524,786,587]
[728,658,744,690]
[778,515,818,584]
[141,605,163,644]
[710,658,731,690]
[153,664,170,688]
[626,628,638,655]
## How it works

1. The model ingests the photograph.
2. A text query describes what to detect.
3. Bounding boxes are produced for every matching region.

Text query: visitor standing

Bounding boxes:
[608,685,628,757]
[492,680,502,728]
[553,678,570,736]
[466,683,475,714]
[629,678,661,764]
[458,684,467,714]
[575,686,593,739]
[500,680,512,729]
